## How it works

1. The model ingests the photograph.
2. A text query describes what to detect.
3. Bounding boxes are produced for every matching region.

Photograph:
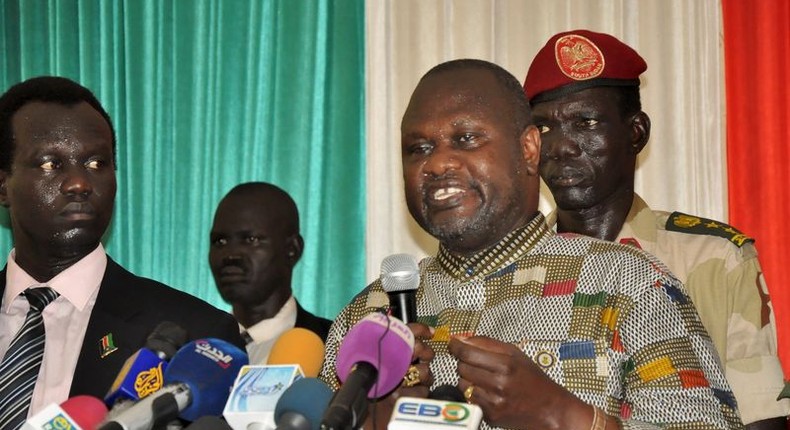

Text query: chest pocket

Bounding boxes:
[519,338,627,398]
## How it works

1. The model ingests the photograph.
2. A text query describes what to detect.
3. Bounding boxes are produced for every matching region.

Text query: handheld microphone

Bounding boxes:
[266,327,326,377]
[104,321,189,408]
[98,338,248,429]
[274,378,334,430]
[387,395,483,430]
[320,313,415,430]
[23,395,108,430]
[380,254,419,324]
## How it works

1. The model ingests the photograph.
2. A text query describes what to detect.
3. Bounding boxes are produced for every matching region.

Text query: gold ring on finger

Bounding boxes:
[463,384,475,403]
[402,365,421,387]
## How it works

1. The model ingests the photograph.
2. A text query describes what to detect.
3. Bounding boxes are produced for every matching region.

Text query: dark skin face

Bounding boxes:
[0,101,116,282]
[533,86,649,240]
[208,192,302,327]
[400,68,541,256]
[364,71,624,429]
[535,88,788,430]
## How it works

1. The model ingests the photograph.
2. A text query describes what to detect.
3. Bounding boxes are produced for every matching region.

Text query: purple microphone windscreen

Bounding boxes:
[335,313,414,398]
[274,378,333,430]
[163,338,249,422]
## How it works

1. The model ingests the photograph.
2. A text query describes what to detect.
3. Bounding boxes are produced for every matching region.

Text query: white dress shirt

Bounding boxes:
[0,245,106,416]
[242,295,297,365]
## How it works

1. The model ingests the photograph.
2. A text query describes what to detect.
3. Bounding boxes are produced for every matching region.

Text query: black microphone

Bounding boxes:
[428,385,466,402]
[380,254,420,324]
[183,415,232,429]
[104,321,189,410]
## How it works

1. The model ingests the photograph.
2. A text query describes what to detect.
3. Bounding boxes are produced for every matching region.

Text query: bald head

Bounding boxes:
[221,182,300,237]
[415,59,533,137]
[209,182,304,318]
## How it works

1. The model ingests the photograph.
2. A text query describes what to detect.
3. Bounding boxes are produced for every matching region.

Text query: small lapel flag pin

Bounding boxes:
[100,333,119,358]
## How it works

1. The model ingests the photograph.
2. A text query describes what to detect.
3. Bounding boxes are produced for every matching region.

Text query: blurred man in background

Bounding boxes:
[209,182,332,364]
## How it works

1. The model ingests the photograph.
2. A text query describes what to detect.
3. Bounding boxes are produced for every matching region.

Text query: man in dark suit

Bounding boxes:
[209,182,333,364]
[0,76,244,424]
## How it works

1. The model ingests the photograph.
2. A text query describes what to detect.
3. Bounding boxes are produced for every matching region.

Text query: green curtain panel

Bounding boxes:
[0,0,366,319]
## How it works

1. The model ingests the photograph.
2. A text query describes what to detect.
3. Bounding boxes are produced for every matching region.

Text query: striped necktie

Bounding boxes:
[0,287,60,429]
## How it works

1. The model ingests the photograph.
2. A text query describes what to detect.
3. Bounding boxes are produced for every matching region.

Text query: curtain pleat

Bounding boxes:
[722,0,790,378]
[0,0,366,319]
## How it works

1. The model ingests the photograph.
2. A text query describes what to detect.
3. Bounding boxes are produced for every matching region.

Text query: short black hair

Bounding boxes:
[614,85,642,118]
[0,76,117,171]
[422,59,532,135]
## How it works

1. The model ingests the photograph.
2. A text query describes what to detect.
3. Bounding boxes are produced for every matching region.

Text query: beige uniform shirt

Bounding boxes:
[548,194,789,424]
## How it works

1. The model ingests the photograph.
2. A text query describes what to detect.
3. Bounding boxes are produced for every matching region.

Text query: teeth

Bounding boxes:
[433,187,463,200]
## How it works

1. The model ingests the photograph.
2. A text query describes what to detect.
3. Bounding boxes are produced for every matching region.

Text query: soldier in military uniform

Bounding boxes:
[524,29,789,427]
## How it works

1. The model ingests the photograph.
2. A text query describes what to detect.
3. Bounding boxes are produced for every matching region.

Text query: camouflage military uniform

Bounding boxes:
[321,214,742,429]
[547,194,789,424]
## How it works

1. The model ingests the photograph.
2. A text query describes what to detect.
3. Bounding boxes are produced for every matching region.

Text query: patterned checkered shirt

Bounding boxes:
[320,214,743,429]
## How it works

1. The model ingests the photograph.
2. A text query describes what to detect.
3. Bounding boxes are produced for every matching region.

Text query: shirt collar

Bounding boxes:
[617,193,658,244]
[4,244,107,312]
[242,295,298,343]
[435,213,551,280]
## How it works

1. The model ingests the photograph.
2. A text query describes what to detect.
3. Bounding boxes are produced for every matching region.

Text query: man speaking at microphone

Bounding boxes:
[0,76,244,429]
[319,60,742,428]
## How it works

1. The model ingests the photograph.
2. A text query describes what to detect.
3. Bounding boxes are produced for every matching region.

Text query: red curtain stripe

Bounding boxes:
[722,0,790,379]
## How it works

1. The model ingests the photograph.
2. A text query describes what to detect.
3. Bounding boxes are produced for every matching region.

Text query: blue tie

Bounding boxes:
[0,287,60,429]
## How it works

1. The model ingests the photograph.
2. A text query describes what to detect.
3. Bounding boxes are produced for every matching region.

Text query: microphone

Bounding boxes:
[266,327,326,377]
[389,386,482,430]
[98,338,248,429]
[387,396,483,430]
[104,321,189,408]
[23,395,108,430]
[183,416,233,429]
[224,328,325,430]
[380,254,419,324]
[274,378,334,430]
[428,385,466,402]
[320,312,415,430]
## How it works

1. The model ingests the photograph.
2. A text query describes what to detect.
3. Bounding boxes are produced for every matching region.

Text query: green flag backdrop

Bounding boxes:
[0,0,366,319]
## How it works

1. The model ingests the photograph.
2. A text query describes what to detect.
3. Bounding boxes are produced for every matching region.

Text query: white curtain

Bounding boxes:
[365,0,724,281]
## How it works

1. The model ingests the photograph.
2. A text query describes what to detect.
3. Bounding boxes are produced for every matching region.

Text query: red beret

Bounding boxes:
[524,29,647,103]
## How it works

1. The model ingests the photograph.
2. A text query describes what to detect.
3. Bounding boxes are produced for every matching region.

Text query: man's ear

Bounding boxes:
[286,234,304,266]
[629,111,651,154]
[0,170,9,208]
[521,125,542,176]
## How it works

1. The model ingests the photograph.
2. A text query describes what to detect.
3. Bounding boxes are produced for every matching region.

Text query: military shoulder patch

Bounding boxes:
[665,212,754,247]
